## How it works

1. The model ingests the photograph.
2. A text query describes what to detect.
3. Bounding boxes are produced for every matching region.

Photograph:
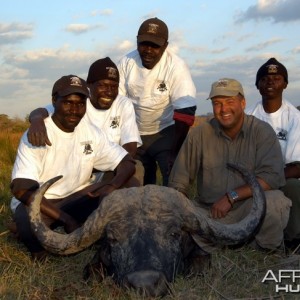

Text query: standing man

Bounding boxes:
[118,17,197,186]
[169,78,291,252]
[11,75,135,260]
[246,58,300,247]
[27,57,143,185]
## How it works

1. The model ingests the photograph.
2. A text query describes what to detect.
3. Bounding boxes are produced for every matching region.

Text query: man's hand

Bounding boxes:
[210,195,232,219]
[88,183,117,203]
[27,118,52,146]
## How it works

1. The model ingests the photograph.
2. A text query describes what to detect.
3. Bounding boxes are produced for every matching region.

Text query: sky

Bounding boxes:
[1,0,300,119]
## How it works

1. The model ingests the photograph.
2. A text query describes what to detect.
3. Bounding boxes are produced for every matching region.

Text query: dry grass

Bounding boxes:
[0,118,299,299]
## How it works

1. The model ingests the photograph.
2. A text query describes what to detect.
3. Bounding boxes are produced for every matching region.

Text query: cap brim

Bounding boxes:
[207,90,240,100]
[57,87,89,97]
[137,34,165,46]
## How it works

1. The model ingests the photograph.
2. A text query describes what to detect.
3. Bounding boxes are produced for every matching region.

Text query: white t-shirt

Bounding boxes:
[45,95,142,147]
[118,49,197,135]
[246,99,300,164]
[11,117,128,212]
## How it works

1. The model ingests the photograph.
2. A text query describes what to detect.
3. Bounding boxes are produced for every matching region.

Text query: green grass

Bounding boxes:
[1,120,300,299]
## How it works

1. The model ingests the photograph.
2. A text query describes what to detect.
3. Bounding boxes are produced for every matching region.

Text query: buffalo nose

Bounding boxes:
[124,270,169,297]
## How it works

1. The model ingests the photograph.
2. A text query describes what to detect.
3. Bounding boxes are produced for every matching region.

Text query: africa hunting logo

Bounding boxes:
[81,141,93,155]
[216,79,229,87]
[70,76,83,87]
[262,270,300,293]
[106,67,118,80]
[267,64,279,74]
[276,128,287,141]
[110,116,120,129]
[147,23,159,34]
[157,81,168,92]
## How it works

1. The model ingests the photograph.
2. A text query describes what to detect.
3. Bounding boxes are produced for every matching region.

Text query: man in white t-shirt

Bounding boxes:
[246,57,300,249]
[11,75,135,260]
[27,57,143,185]
[118,17,197,186]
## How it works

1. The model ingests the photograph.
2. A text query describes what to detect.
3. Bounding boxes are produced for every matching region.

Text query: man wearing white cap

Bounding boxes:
[169,78,291,252]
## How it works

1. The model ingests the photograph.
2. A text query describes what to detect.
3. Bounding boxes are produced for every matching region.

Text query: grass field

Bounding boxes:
[0,120,300,299]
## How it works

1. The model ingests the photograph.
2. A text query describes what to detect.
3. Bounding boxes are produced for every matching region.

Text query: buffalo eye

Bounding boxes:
[170,232,181,240]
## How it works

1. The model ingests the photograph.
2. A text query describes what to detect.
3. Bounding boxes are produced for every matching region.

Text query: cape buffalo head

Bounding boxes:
[28,164,266,297]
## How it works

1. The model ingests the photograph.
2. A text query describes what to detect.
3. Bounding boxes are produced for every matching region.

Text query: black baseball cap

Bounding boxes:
[137,17,168,46]
[52,75,89,97]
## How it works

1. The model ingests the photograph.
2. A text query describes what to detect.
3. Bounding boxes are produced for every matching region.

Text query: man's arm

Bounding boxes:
[28,107,52,146]
[122,142,138,157]
[11,178,79,233]
[211,178,270,219]
[212,119,284,219]
[285,163,300,179]
[168,106,197,172]
[172,106,196,151]
[168,127,201,196]
[118,97,141,157]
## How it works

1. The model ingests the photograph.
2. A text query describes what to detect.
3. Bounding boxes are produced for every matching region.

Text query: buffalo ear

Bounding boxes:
[182,246,211,276]
[97,237,112,269]
[190,233,206,249]
[83,243,109,281]
[179,233,211,276]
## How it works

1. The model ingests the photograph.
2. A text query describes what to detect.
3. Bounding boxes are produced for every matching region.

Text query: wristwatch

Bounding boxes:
[226,190,239,206]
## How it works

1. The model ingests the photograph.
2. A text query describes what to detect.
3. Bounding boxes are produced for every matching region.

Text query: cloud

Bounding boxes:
[0,46,96,118]
[210,48,229,54]
[2,45,93,81]
[91,9,113,16]
[0,22,34,45]
[213,32,235,44]
[65,23,103,34]
[245,37,283,52]
[141,12,160,20]
[236,0,300,23]
[291,46,300,54]
[237,33,255,42]
[118,40,134,51]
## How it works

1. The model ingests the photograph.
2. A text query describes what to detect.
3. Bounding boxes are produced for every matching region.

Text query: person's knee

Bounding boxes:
[14,204,44,253]
[130,159,144,186]
[264,190,291,225]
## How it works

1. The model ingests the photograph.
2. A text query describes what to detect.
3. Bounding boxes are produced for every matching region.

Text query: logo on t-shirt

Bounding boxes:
[110,116,120,129]
[157,81,168,92]
[82,141,93,155]
[276,128,287,141]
